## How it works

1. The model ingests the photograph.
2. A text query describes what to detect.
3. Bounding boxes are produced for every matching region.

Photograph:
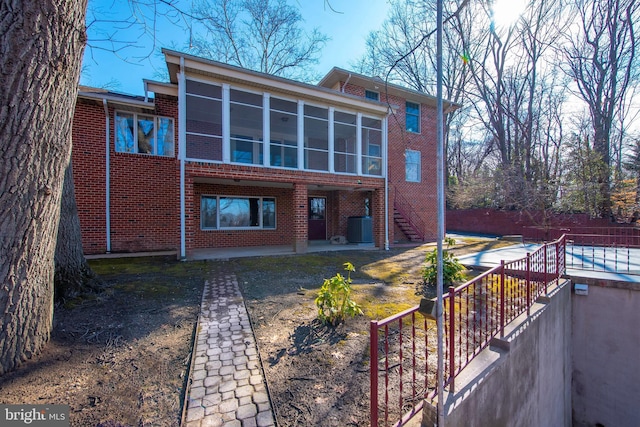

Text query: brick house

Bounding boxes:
[72,49,454,258]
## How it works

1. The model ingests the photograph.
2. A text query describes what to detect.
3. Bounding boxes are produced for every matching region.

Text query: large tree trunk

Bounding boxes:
[0,0,87,374]
[55,161,103,300]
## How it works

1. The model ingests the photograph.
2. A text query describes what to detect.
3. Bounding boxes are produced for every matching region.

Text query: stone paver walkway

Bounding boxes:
[185,273,276,427]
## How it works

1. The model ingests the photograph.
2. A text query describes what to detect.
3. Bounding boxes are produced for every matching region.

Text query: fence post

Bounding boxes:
[370,320,378,427]
[526,253,531,316]
[448,286,456,393]
[500,260,505,338]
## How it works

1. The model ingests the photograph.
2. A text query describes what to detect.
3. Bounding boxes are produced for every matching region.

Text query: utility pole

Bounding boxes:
[436,0,445,425]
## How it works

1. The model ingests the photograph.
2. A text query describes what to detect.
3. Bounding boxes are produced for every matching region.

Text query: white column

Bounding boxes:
[328,107,335,173]
[356,112,363,176]
[263,93,270,167]
[222,83,231,163]
[297,100,305,170]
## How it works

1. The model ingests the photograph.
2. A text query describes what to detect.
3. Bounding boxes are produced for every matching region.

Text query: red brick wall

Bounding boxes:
[189,185,377,250]
[73,85,407,254]
[193,183,293,248]
[72,99,107,254]
[72,95,180,254]
[342,82,439,244]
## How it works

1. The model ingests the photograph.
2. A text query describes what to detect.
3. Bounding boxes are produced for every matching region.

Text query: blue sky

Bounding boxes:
[81,0,391,95]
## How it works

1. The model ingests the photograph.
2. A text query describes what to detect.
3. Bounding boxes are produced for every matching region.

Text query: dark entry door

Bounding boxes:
[308,197,327,240]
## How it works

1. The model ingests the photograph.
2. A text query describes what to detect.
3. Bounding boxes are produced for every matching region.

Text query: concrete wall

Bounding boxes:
[572,280,640,427]
[425,281,572,427]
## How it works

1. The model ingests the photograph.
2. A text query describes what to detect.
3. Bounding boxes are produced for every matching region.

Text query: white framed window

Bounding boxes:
[270,97,298,168]
[230,89,263,165]
[362,116,382,176]
[115,112,174,156]
[185,79,223,161]
[405,149,421,182]
[406,101,420,133]
[303,104,329,171]
[334,110,357,174]
[201,195,276,230]
[365,90,379,101]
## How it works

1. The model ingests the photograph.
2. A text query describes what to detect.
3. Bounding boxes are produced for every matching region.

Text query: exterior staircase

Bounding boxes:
[393,190,425,242]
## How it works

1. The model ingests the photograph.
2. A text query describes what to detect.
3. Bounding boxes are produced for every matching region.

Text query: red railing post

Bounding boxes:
[370,320,378,427]
[500,260,505,338]
[526,253,531,316]
[448,286,456,392]
[398,318,403,416]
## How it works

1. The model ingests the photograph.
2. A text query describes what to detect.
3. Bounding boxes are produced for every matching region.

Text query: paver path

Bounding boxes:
[185,273,276,427]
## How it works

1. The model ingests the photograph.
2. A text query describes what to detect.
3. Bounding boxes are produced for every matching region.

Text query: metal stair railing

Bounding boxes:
[393,188,426,241]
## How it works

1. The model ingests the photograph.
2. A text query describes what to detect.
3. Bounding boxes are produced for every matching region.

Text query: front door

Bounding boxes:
[308,197,327,240]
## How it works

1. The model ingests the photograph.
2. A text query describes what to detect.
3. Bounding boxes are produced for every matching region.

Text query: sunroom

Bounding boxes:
[161,49,391,258]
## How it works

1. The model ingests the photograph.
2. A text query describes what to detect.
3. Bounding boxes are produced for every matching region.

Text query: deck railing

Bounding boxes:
[564,233,640,274]
[524,226,640,248]
[370,236,566,427]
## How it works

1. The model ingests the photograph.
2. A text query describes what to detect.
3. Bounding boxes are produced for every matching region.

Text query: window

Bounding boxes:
[230,89,263,165]
[115,112,174,156]
[186,79,223,161]
[405,149,421,182]
[201,196,276,229]
[270,97,298,168]
[365,90,379,101]
[334,111,357,174]
[362,116,382,176]
[304,104,329,171]
[406,101,420,133]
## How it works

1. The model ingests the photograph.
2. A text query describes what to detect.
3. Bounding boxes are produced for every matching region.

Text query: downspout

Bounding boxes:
[383,114,389,251]
[179,57,187,260]
[103,98,111,253]
[341,73,352,93]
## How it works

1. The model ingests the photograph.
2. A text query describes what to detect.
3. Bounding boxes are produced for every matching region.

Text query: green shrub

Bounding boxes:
[315,262,363,326]
[421,238,466,294]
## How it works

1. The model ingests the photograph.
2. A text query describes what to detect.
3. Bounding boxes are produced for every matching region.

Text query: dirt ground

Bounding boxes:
[0,257,207,427]
[219,237,507,427]
[0,236,507,427]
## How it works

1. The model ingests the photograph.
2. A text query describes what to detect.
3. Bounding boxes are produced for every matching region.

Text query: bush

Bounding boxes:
[315,262,363,326]
[421,237,466,294]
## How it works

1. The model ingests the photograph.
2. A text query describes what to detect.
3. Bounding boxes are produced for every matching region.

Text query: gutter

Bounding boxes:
[79,91,155,110]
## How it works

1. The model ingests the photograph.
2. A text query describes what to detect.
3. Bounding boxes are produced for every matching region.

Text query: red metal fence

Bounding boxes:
[370,236,567,427]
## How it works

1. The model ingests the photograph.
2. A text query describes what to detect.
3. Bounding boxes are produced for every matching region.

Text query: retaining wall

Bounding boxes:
[423,280,572,427]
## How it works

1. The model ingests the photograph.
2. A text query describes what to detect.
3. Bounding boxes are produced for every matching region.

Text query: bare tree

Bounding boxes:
[0,0,88,374]
[561,115,607,216]
[354,0,472,193]
[563,0,640,218]
[190,0,328,82]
